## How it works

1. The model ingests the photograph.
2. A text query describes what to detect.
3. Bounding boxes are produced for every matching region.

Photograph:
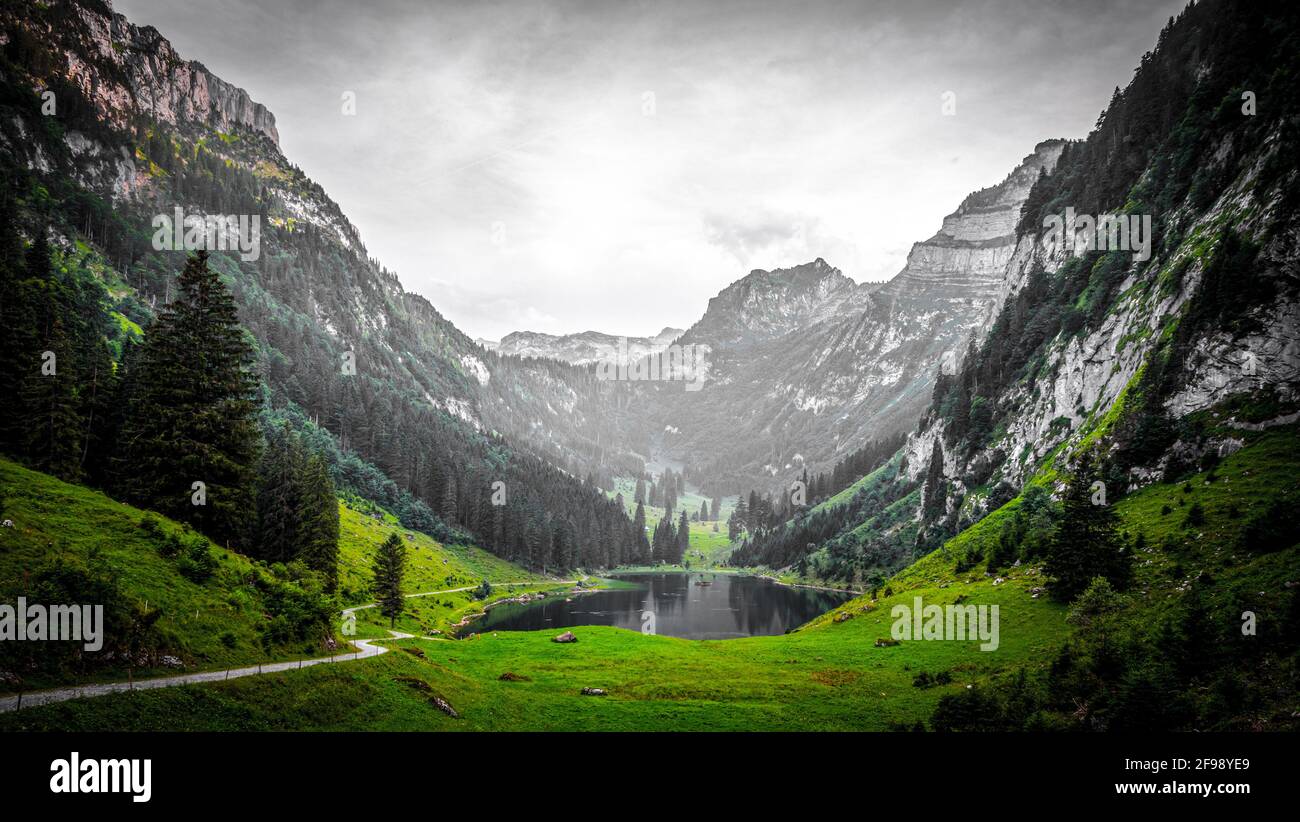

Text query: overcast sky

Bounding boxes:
[117,0,1187,341]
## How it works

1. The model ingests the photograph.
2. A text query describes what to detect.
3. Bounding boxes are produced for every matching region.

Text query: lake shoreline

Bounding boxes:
[464,571,855,640]
[604,566,863,596]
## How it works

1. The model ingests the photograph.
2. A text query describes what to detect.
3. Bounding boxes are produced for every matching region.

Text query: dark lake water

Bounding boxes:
[466,573,854,640]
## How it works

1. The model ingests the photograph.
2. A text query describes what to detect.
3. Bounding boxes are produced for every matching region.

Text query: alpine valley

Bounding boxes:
[0,0,1297,734]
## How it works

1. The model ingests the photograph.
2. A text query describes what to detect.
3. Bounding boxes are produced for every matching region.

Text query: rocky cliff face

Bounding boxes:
[881,140,1063,306]
[636,143,1064,494]
[496,327,683,365]
[49,1,279,145]
[681,259,869,350]
[904,126,1300,526]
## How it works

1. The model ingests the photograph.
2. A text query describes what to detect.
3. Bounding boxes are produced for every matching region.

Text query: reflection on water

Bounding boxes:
[467,573,853,640]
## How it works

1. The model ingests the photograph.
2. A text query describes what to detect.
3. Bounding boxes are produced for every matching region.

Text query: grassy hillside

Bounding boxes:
[900,427,1299,597]
[0,574,1063,731]
[4,429,1293,729]
[337,502,535,602]
[0,458,342,690]
[335,501,578,639]
[0,457,566,688]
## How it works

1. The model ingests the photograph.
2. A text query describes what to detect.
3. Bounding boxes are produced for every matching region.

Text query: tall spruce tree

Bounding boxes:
[255,425,305,563]
[117,251,260,548]
[1045,449,1133,602]
[0,200,29,456]
[729,495,748,540]
[373,532,406,627]
[298,453,340,591]
[94,338,141,489]
[677,509,690,563]
[19,232,85,480]
[632,501,649,563]
[922,439,946,521]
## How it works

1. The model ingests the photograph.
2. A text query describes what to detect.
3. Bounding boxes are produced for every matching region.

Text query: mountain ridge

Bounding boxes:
[494,326,684,365]
[630,141,1065,494]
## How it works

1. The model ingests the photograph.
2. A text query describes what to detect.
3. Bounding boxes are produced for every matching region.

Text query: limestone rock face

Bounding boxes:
[904,129,1300,511]
[1165,302,1300,418]
[62,1,279,145]
[496,327,685,366]
[882,140,1064,302]
[633,142,1065,491]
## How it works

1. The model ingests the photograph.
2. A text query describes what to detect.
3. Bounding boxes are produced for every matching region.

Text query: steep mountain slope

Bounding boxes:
[909,0,1300,543]
[636,142,1063,494]
[0,0,646,566]
[737,0,1300,589]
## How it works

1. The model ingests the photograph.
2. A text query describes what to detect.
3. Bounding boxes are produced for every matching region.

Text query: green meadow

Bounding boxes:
[2,429,1295,730]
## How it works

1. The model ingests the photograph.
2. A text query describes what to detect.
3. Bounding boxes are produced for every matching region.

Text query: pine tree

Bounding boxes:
[94,338,140,489]
[19,233,85,480]
[677,509,690,563]
[255,425,304,563]
[729,496,748,540]
[633,501,648,562]
[0,202,31,456]
[922,439,946,521]
[440,475,458,523]
[373,532,406,627]
[1045,450,1133,602]
[297,453,340,591]
[117,252,260,548]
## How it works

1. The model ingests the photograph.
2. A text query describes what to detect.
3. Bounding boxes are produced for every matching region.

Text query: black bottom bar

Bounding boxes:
[0,732,1288,809]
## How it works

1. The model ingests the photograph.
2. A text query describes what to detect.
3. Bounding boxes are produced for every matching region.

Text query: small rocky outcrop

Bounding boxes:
[431,696,459,718]
[552,631,578,643]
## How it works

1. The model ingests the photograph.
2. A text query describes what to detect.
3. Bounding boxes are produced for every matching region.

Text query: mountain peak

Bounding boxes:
[682,258,869,349]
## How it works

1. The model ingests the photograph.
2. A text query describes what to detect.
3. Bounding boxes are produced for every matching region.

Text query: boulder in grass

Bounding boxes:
[581,687,607,696]
[431,696,459,718]
[552,631,578,643]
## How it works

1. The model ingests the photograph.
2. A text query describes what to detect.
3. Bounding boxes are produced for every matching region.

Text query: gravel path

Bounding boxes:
[0,579,574,713]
